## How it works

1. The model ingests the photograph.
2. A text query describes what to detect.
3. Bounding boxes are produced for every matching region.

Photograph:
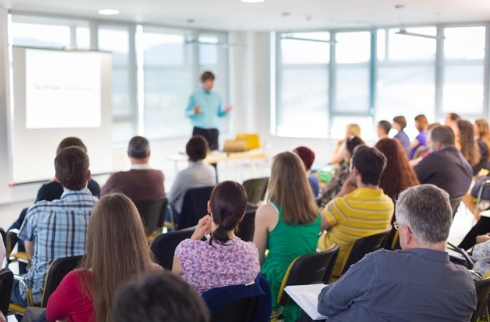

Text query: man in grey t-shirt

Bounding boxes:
[167,136,216,222]
[317,184,476,322]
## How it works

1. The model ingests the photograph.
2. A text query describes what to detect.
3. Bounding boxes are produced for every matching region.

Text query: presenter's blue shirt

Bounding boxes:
[185,88,227,129]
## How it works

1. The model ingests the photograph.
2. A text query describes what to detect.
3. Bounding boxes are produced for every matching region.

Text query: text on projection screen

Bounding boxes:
[25,49,101,129]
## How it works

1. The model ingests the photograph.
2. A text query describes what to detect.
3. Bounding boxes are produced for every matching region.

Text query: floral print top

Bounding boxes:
[175,237,260,294]
[473,239,490,276]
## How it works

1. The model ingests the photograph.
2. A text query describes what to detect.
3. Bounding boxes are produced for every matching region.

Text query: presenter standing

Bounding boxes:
[185,71,231,151]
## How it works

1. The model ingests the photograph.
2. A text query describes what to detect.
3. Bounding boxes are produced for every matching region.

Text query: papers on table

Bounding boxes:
[285,284,327,320]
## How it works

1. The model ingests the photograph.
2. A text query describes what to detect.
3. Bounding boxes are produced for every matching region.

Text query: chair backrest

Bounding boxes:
[341,231,390,275]
[178,186,214,230]
[450,197,462,217]
[412,145,429,160]
[279,246,340,306]
[41,255,83,307]
[236,208,256,242]
[0,268,13,316]
[150,227,196,270]
[134,198,166,235]
[471,278,490,322]
[242,177,268,205]
[212,296,258,322]
[321,245,340,284]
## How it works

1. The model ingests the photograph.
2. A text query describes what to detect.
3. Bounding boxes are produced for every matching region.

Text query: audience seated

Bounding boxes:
[392,116,411,156]
[11,147,98,307]
[413,126,473,200]
[376,120,391,140]
[317,184,477,322]
[167,135,216,223]
[8,137,100,274]
[253,151,320,322]
[474,119,490,170]
[100,136,164,202]
[318,136,364,207]
[409,114,429,160]
[45,193,161,322]
[331,124,361,166]
[112,272,210,322]
[472,237,490,276]
[455,120,481,175]
[173,181,260,293]
[374,138,419,202]
[458,210,490,250]
[445,112,462,134]
[293,146,320,197]
[317,145,394,278]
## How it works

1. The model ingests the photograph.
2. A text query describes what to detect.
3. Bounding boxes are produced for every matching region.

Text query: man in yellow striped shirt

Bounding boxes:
[318,145,394,278]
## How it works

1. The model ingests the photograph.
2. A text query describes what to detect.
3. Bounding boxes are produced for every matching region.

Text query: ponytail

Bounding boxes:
[207,181,248,247]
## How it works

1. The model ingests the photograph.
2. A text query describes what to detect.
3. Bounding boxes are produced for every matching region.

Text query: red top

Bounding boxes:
[46,270,95,322]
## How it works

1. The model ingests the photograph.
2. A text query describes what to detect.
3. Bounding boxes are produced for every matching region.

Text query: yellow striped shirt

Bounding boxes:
[318,187,394,278]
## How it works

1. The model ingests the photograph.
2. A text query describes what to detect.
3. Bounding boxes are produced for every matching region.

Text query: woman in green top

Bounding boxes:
[254,151,321,322]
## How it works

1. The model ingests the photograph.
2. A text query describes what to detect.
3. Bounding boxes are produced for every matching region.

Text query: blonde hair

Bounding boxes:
[80,193,155,322]
[346,124,361,138]
[268,152,319,225]
[476,119,490,161]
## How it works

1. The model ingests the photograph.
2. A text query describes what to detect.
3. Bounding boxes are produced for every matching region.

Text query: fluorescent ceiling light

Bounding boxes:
[395,28,444,40]
[241,0,265,3]
[98,9,120,15]
[281,34,337,45]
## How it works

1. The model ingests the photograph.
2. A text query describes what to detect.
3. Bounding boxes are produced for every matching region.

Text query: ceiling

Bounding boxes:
[2,0,490,31]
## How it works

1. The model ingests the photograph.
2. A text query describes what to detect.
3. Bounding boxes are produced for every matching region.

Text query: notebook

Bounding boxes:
[284,284,327,320]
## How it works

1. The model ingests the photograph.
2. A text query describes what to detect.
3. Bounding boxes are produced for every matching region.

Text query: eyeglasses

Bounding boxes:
[393,221,411,232]
[393,221,402,230]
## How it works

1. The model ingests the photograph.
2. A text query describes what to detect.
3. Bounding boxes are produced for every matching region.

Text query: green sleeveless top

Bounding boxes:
[261,202,321,322]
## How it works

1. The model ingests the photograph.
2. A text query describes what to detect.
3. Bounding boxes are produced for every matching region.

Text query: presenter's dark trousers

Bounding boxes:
[192,127,219,151]
[192,127,219,181]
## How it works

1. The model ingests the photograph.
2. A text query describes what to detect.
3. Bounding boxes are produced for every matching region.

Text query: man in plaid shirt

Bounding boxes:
[11,146,98,307]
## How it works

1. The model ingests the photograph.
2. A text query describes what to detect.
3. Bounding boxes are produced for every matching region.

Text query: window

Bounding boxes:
[140,28,194,139]
[442,26,486,116]
[277,32,330,138]
[376,27,437,138]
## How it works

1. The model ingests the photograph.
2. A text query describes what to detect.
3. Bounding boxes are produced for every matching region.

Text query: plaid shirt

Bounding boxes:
[18,189,97,304]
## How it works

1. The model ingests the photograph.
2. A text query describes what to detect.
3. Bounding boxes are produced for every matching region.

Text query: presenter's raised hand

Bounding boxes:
[194,106,202,115]
[225,105,232,113]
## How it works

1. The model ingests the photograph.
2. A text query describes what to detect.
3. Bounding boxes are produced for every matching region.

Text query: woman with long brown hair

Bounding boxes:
[45,193,160,322]
[254,151,320,322]
[374,138,419,202]
[456,119,481,175]
[474,119,490,170]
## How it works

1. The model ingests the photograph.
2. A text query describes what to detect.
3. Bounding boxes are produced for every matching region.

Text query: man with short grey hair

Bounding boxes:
[317,184,476,322]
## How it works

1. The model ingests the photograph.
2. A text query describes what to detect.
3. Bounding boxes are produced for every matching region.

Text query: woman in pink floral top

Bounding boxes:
[173,181,260,294]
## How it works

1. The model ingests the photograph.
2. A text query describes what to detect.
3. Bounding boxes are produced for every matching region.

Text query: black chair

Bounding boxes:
[236,208,256,242]
[134,198,167,236]
[212,296,258,322]
[243,177,268,205]
[340,230,390,276]
[273,247,340,318]
[150,226,196,270]
[41,255,83,307]
[178,187,214,230]
[471,278,490,322]
[0,268,13,316]
[450,197,462,218]
[322,245,340,284]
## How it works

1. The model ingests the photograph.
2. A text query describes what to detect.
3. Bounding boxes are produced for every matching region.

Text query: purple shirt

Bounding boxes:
[409,131,428,159]
[175,237,260,294]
